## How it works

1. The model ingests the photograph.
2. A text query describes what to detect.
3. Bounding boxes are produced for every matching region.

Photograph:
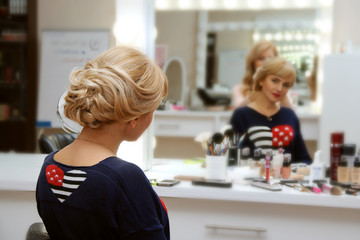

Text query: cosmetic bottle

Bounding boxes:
[227,147,237,167]
[253,148,262,168]
[337,156,350,183]
[351,156,360,184]
[272,151,284,179]
[330,132,344,182]
[281,154,291,179]
[265,150,272,183]
[240,147,250,167]
[259,156,266,177]
[310,151,325,184]
[342,144,356,169]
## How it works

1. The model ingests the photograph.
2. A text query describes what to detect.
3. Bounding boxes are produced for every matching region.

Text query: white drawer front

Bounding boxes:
[154,116,215,137]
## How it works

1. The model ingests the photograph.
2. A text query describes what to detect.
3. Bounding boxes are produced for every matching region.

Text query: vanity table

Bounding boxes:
[148,159,360,240]
[2,154,358,240]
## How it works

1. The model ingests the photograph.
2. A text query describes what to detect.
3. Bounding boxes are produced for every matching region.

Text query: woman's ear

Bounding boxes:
[259,79,264,87]
[129,118,138,128]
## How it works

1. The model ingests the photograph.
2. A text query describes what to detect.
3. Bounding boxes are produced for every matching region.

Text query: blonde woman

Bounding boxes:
[232,40,293,108]
[36,46,170,239]
[230,57,311,164]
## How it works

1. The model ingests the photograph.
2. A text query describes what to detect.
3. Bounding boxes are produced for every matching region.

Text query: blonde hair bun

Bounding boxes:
[63,46,168,128]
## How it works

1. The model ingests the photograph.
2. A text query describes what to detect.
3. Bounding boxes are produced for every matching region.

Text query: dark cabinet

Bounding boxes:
[0,0,37,152]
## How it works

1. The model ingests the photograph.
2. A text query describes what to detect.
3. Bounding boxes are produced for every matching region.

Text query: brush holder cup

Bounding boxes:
[205,155,227,180]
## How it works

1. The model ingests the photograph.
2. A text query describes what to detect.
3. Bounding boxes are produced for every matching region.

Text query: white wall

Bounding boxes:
[332,0,360,51]
[37,0,116,47]
[320,54,360,164]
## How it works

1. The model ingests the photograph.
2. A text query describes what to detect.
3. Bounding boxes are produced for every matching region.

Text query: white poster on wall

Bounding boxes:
[217,49,247,89]
[37,31,109,127]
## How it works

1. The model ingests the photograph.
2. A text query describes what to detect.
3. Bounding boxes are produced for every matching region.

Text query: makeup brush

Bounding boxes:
[212,132,224,155]
[195,131,212,150]
[212,132,224,145]
[224,128,234,139]
[237,132,247,147]
[207,138,214,156]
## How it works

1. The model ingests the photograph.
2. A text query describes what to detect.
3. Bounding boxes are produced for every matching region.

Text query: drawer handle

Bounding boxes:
[205,224,267,233]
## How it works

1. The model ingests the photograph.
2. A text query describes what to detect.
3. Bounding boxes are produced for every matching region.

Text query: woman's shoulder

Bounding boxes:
[278,107,298,119]
[233,106,253,114]
[279,106,296,114]
[99,157,144,175]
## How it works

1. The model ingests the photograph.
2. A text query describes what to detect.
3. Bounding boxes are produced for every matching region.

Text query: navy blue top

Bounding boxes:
[230,106,312,164]
[36,151,170,240]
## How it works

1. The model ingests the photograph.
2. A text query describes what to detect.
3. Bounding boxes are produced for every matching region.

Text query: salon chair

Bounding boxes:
[38,132,76,154]
[26,222,50,240]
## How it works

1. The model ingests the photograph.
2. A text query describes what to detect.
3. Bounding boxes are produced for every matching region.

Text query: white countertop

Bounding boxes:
[0,153,47,191]
[1,153,359,210]
[147,159,360,210]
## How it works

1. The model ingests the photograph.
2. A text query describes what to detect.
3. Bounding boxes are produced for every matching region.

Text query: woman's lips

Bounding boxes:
[272,93,280,98]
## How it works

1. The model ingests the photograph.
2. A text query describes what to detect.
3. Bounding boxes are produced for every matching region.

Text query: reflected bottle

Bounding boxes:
[281,154,292,179]
[330,132,344,182]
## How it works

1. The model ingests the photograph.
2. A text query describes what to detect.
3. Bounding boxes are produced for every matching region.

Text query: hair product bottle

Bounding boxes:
[330,132,344,183]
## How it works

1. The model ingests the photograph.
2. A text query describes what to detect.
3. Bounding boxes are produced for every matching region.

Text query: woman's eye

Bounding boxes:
[283,83,290,88]
[272,78,279,83]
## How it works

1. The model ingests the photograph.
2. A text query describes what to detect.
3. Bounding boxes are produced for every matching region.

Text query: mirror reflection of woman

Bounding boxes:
[230,57,311,164]
[232,40,293,109]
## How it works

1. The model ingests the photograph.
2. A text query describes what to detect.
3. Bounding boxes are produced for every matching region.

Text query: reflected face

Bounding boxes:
[260,74,291,103]
[254,48,276,69]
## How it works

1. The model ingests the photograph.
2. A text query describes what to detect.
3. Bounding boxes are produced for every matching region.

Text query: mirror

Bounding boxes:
[56,91,83,134]
[163,56,187,106]
[155,3,332,109]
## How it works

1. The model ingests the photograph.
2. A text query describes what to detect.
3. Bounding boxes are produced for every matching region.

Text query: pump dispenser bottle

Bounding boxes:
[310,151,325,184]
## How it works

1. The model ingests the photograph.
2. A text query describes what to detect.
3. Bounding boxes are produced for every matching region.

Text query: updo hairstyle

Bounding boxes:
[253,57,296,91]
[63,46,168,128]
